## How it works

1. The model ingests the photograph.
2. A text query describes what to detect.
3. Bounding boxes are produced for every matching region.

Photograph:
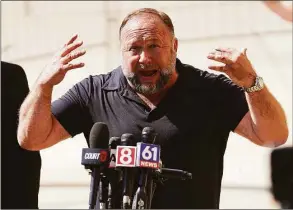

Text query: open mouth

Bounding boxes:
[139,70,158,77]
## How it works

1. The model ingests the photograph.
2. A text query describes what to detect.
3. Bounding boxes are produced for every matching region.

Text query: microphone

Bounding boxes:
[107,137,122,209]
[153,168,192,180]
[100,137,124,209]
[108,137,120,168]
[119,133,137,209]
[98,174,108,209]
[81,122,110,209]
[133,127,160,209]
[115,135,137,209]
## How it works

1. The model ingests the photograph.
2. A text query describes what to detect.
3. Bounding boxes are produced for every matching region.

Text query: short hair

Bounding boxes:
[119,8,175,37]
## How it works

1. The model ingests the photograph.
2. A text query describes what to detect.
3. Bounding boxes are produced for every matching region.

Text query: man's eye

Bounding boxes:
[149,44,158,49]
[129,46,140,51]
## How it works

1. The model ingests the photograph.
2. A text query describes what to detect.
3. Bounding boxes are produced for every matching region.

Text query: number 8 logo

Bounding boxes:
[119,148,133,165]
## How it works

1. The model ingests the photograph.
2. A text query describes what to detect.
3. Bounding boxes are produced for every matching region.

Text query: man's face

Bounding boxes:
[120,14,178,95]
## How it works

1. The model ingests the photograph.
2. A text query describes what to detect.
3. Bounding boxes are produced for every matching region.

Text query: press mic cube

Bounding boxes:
[136,142,160,169]
[109,148,118,168]
[81,148,110,167]
[115,145,137,167]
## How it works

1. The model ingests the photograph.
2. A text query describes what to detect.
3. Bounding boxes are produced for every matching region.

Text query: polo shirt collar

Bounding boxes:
[101,66,127,91]
[101,58,194,92]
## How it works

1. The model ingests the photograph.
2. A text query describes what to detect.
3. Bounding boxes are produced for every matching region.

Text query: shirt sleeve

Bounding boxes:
[51,77,93,137]
[215,74,249,132]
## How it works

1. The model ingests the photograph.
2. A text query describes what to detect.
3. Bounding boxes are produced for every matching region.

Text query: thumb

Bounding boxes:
[241,48,247,56]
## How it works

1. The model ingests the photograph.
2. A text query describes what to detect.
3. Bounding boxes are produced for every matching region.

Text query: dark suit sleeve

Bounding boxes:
[1,61,29,106]
[1,61,41,209]
[14,64,30,117]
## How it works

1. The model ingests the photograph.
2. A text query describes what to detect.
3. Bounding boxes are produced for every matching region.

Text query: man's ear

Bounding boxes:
[173,37,178,52]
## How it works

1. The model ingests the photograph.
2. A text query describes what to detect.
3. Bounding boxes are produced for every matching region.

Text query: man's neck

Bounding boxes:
[137,91,166,110]
[136,71,178,110]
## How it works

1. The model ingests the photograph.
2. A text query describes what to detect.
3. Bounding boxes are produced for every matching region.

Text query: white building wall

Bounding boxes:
[2,1,292,208]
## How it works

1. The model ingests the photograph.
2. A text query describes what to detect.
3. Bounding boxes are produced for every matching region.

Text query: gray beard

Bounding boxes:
[124,52,177,95]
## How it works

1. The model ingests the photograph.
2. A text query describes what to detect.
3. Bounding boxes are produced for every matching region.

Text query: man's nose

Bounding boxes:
[139,50,152,64]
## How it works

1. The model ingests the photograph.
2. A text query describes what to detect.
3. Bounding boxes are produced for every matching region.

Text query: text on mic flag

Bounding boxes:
[115,143,160,169]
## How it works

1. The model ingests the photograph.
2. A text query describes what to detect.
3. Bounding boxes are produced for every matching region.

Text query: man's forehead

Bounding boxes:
[121,14,168,36]
[126,13,161,24]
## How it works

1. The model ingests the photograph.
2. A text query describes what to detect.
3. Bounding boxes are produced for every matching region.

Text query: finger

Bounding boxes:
[208,64,233,73]
[61,49,86,64]
[66,34,78,46]
[61,62,85,72]
[208,65,227,72]
[61,41,83,57]
[215,47,234,53]
[207,51,233,65]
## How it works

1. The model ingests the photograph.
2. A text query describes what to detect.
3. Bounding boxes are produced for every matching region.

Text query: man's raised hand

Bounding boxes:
[37,34,86,87]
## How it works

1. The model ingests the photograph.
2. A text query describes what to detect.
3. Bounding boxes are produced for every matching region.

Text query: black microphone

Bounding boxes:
[81,122,109,209]
[108,137,121,169]
[133,127,157,209]
[98,137,122,209]
[153,168,192,180]
[120,133,136,209]
[107,137,122,209]
[98,174,108,209]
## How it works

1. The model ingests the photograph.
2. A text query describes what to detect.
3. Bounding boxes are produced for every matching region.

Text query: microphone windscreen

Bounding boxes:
[89,122,109,149]
[142,127,155,135]
[109,137,120,148]
[121,133,135,146]
[142,127,156,143]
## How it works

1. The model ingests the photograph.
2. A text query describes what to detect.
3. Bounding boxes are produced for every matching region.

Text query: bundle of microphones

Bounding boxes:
[81,122,192,209]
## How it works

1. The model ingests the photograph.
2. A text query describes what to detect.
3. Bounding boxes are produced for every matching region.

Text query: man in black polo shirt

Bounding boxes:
[2,61,41,209]
[17,8,288,208]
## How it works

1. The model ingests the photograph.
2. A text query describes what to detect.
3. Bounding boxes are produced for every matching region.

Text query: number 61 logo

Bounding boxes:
[136,142,160,169]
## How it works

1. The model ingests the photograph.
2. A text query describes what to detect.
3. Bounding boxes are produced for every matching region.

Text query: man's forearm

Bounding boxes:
[246,86,288,145]
[17,84,54,149]
[263,1,293,22]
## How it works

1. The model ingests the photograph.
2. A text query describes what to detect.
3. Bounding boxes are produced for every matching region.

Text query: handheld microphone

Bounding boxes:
[115,134,137,209]
[98,174,108,209]
[153,168,192,180]
[109,137,120,168]
[133,127,159,209]
[107,137,122,209]
[99,137,124,209]
[81,122,110,209]
[119,133,136,209]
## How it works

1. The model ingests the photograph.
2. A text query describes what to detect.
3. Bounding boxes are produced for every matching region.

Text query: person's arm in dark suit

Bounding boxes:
[1,61,41,209]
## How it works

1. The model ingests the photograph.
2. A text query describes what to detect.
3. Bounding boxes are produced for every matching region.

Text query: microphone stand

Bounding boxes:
[146,169,155,209]
[132,167,149,209]
[120,134,136,209]
[107,137,121,209]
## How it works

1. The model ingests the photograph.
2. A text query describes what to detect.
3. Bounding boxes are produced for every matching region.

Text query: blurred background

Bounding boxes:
[2,1,292,209]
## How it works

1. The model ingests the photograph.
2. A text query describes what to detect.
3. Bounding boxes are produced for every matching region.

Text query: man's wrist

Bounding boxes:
[244,75,265,93]
[242,73,257,89]
[35,83,54,98]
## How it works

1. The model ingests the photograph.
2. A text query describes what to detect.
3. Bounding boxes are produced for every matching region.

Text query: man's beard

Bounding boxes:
[124,51,177,95]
